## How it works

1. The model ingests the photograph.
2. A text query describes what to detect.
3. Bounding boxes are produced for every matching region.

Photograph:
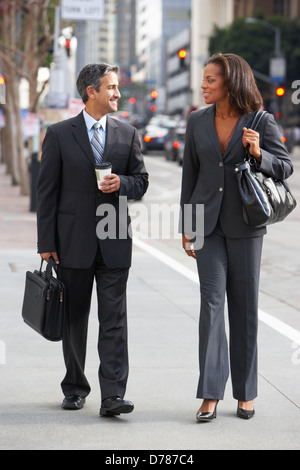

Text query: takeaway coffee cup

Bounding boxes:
[95,162,112,190]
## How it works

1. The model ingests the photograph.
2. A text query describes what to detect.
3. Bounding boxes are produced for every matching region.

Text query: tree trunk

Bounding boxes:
[1,71,20,185]
[1,105,18,182]
[0,0,53,195]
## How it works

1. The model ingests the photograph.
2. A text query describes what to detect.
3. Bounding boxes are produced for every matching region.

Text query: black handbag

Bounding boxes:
[235,110,297,228]
[21,257,64,341]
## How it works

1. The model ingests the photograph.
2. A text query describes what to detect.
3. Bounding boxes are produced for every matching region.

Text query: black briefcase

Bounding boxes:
[21,257,64,341]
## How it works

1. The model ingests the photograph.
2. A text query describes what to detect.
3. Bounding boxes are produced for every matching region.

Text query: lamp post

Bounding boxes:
[246,17,287,126]
[245,17,285,83]
[47,5,71,108]
[245,17,281,56]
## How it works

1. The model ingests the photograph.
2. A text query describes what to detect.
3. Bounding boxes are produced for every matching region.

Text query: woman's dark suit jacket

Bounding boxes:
[37,112,148,269]
[180,105,294,239]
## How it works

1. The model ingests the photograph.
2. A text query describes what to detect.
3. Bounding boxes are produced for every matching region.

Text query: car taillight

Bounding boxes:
[282,136,286,143]
[144,135,152,142]
[173,141,180,149]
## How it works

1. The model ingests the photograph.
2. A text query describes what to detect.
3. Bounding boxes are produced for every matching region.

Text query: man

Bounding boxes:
[36,63,148,417]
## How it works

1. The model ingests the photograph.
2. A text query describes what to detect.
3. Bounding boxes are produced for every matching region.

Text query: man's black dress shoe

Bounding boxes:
[61,395,85,410]
[100,396,134,416]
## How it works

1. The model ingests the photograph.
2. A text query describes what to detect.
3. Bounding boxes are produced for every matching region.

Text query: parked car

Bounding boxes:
[142,125,170,153]
[141,115,178,153]
[164,126,186,164]
[129,114,146,129]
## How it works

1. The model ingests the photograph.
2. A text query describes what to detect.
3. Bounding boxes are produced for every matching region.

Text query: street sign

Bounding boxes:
[22,112,41,138]
[68,98,85,117]
[270,57,286,83]
[61,0,105,22]
[0,109,5,128]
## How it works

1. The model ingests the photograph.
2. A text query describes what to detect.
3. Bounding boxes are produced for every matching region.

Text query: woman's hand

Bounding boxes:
[242,127,262,161]
[182,234,196,259]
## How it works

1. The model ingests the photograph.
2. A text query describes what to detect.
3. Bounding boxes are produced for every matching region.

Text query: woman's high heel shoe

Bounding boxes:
[196,400,219,423]
[237,403,255,420]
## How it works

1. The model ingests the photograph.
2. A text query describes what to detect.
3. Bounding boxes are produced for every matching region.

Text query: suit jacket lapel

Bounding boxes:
[204,105,222,160]
[102,116,118,162]
[204,106,255,161]
[71,112,119,165]
[223,113,254,160]
[71,111,95,166]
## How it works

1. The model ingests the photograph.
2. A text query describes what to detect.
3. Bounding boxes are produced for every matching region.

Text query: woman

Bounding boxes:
[180,53,293,421]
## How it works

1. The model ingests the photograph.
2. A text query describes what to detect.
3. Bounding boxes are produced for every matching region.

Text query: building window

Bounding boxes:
[165,9,190,21]
[274,0,290,16]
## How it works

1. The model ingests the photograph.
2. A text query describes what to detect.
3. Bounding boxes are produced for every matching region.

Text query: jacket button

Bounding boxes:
[219,162,223,167]
[219,187,223,192]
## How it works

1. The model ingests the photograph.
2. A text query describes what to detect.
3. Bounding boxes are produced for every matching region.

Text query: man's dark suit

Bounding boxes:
[37,111,148,400]
[37,112,148,269]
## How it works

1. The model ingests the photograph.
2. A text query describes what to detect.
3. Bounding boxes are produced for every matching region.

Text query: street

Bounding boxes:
[2,0,300,454]
[0,147,300,450]
[136,148,300,334]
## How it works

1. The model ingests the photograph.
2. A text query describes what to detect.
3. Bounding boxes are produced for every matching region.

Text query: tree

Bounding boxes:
[0,0,55,194]
[209,13,300,84]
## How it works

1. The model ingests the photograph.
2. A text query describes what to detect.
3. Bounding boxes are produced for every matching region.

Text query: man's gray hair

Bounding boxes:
[76,63,119,103]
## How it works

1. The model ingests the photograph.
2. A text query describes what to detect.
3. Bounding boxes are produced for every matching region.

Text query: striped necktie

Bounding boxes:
[91,122,104,163]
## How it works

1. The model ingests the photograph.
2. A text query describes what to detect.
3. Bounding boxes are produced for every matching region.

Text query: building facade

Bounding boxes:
[234,0,300,19]
[190,0,234,110]
[166,0,300,114]
[134,0,191,110]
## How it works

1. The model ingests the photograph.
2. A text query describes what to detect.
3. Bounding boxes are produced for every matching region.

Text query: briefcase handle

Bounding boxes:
[39,256,58,281]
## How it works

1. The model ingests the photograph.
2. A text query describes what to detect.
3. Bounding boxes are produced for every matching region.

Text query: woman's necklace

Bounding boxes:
[215,113,240,156]
[217,124,237,156]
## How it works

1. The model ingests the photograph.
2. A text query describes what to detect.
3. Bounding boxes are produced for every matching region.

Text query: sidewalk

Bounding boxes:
[0,163,299,451]
[0,165,37,250]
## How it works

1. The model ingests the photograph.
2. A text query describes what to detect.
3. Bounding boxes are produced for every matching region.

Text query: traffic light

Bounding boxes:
[276,87,285,97]
[0,75,5,104]
[150,90,158,113]
[275,86,286,121]
[178,49,187,69]
[65,38,71,57]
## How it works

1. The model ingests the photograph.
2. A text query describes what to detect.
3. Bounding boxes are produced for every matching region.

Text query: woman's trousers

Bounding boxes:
[195,222,263,402]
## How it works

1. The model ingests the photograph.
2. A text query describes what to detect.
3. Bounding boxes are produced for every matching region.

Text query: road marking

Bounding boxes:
[133,238,300,346]
[258,309,300,345]
[134,238,198,283]
[2,216,36,222]
[144,155,182,173]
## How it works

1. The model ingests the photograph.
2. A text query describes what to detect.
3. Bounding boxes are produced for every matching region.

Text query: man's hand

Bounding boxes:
[40,252,59,264]
[100,173,121,193]
[182,234,196,259]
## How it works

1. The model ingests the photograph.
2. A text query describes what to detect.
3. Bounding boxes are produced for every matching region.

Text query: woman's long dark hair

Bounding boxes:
[207,53,263,114]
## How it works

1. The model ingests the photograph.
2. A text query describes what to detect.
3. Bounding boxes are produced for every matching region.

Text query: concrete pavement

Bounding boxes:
[0,161,300,451]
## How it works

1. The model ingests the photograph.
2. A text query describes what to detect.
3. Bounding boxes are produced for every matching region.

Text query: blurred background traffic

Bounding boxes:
[0,0,300,208]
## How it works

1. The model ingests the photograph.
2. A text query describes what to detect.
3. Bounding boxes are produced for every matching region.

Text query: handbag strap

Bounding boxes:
[245,110,267,161]
[249,109,267,131]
